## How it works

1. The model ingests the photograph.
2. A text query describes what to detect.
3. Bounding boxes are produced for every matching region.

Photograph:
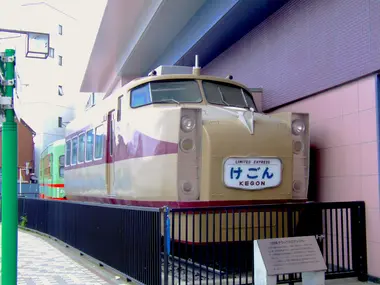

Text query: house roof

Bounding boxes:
[0,117,36,136]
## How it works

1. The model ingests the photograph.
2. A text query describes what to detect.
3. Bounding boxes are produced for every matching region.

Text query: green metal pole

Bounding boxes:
[1,49,18,285]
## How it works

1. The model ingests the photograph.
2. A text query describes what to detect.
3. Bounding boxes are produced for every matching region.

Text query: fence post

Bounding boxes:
[163,206,170,285]
[351,202,368,281]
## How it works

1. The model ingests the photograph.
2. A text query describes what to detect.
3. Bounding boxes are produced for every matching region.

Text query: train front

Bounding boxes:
[151,74,310,245]
[174,78,310,205]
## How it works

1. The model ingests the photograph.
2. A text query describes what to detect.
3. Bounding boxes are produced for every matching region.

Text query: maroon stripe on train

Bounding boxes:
[65,130,178,170]
[114,131,178,161]
[66,195,305,208]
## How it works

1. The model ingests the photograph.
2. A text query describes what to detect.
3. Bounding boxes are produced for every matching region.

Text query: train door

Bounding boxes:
[106,110,115,196]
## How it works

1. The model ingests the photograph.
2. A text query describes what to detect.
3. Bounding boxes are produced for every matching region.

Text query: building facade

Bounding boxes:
[0,2,80,177]
[80,0,380,280]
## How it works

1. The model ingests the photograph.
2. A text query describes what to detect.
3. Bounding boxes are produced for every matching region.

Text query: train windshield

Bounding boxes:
[202,81,256,110]
[131,80,202,107]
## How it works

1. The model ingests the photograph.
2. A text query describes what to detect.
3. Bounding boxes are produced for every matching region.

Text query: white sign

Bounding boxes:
[254,236,327,285]
[223,157,282,190]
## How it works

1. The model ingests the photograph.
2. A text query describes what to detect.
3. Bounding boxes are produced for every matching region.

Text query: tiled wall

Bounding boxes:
[273,74,380,278]
[202,0,380,111]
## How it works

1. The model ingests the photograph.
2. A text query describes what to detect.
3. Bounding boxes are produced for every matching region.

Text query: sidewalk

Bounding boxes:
[0,224,131,285]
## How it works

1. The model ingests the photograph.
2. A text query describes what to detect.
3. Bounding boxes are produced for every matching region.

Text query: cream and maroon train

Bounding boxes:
[64,64,310,211]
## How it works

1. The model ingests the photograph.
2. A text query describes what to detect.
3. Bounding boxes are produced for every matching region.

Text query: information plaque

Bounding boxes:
[254,236,327,285]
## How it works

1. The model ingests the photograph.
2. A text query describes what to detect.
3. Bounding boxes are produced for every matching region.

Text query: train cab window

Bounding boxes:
[131,84,151,107]
[65,140,71,166]
[117,95,123,121]
[59,155,64,178]
[94,125,104,159]
[130,80,202,108]
[86,129,94,161]
[78,133,85,163]
[71,137,78,165]
[202,81,256,110]
[43,154,51,178]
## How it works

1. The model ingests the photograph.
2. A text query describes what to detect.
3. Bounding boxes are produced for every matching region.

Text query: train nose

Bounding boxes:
[200,117,293,202]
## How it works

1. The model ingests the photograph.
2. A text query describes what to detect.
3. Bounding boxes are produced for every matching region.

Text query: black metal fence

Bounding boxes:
[17,198,162,285]
[162,201,368,285]
[14,198,367,285]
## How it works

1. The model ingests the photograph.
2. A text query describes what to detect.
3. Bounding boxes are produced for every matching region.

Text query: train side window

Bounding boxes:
[78,133,85,163]
[86,129,94,161]
[59,155,64,178]
[94,125,104,159]
[50,153,53,178]
[43,154,51,178]
[117,95,123,121]
[130,84,151,107]
[65,140,71,166]
[71,136,78,165]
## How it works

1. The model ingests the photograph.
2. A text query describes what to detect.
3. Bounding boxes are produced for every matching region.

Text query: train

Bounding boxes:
[38,62,311,245]
[39,138,65,200]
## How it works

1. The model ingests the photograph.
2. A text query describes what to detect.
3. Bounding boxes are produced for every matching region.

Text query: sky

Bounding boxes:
[0,0,107,110]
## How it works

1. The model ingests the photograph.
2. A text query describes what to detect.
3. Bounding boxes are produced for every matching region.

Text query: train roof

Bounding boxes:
[40,138,65,157]
[66,65,253,137]
[51,138,66,147]
[123,74,251,94]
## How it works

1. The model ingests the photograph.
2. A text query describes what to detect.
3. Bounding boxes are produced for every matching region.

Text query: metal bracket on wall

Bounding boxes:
[0,96,13,109]
[1,79,15,86]
[0,53,15,63]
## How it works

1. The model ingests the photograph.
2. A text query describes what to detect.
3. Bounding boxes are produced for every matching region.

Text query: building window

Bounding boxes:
[49,47,55,58]
[58,117,63,128]
[58,55,63,66]
[58,85,63,96]
[58,24,63,35]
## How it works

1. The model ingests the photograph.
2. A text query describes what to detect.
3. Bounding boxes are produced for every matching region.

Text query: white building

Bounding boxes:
[0,1,86,178]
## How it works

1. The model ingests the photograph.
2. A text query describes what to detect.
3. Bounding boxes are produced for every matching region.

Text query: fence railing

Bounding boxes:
[14,198,367,285]
[17,198,162,285]
[162,201,368,285]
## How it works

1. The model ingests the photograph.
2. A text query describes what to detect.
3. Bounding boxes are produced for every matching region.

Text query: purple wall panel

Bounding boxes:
[203,0,380,111]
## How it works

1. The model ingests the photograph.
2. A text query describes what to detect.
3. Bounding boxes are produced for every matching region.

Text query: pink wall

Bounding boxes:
[273,74,380,278]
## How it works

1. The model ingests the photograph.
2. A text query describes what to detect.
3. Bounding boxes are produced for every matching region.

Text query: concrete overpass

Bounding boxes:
[80,0,289,95]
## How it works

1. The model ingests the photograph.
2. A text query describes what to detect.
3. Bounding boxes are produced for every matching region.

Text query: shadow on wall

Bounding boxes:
[308,145,319,201]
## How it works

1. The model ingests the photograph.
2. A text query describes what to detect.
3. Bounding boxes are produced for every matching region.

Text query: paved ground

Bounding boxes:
[0,224,131,285]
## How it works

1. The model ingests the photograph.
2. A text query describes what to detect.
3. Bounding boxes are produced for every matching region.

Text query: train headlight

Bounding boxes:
[292,180,302,192]
[291,119,306,135]
[178,108,201,201]
[293,140,304,153]
[181,116,196,132]
[180,138,194,152]
[182,181,193,193]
